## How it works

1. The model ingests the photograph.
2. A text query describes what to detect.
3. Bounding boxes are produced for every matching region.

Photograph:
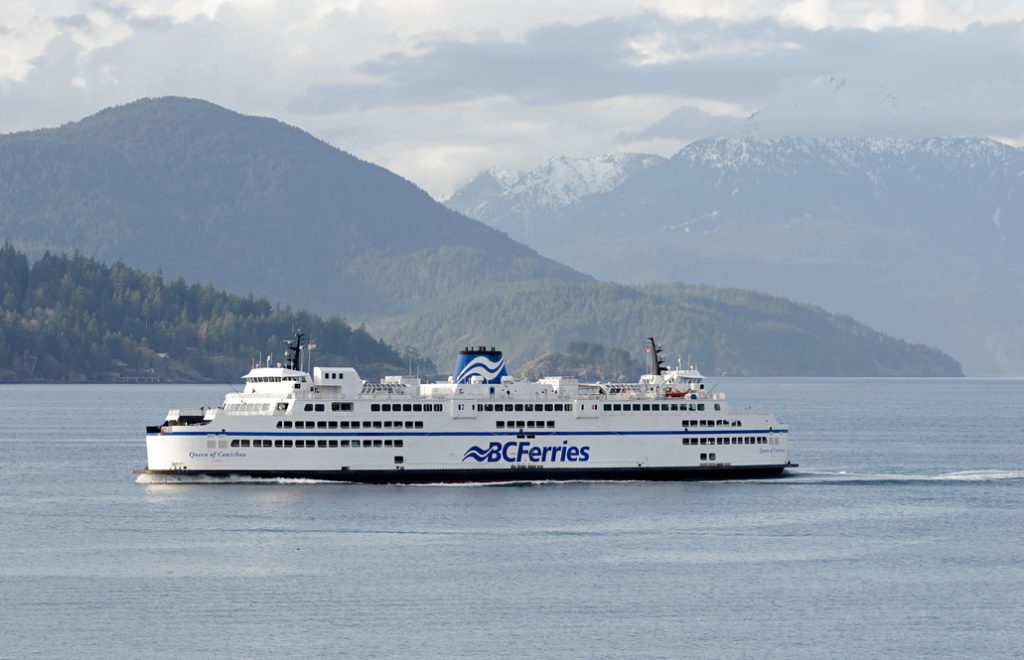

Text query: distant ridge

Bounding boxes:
[0,100,965,376]
[447,136,1024,375]
[0,96,587,317]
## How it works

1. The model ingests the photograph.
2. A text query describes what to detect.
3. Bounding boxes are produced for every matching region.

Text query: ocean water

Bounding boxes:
[1,379,1022,658]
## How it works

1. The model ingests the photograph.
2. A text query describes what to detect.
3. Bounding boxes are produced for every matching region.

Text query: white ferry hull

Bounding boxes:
[140,338,795,484]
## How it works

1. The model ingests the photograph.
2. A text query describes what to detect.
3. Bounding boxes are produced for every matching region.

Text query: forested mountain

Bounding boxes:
[0,97,586,317]
[516,342,644,382]
[0,100,965,376]
[384,281,962,377]
[446,137,1024,375]
[0,244,418,382]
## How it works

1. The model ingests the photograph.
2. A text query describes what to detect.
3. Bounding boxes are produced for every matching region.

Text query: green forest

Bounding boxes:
[0,244,423,382]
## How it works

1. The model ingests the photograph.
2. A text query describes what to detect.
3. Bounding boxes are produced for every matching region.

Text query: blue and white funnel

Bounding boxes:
[453,346,508,384]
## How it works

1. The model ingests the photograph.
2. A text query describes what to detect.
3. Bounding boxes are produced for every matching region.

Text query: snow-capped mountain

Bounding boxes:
[447,136,1024,375]
[445,152,665,236]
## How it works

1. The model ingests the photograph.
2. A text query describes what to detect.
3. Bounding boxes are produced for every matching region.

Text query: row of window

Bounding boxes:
[277,420,425,429]
[370,403,445,412]
[496,420,556,429]
[603,402,721,412]
[682,436,772,446]
[303,402,355,412]
[683,419,743,428]
[480,403,572,412]
[223,438,405,448]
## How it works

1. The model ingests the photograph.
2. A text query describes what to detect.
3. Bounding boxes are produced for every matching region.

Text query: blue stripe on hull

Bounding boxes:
[138,464,795,484]
[155,428,789,438]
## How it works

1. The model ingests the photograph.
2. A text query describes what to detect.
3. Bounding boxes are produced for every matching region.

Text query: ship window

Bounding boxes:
[369,421,379,428]
[525,404,534,412]
[371,404,381,412]
[697,404,705,411]
[276,421,283,428]
[384,421,393,428]
[284,440,293,448]
[404,421,413,428]
[714,404,721,411]
[304,404,313,411]
[329,421,337,429]
[317,421,327,429]
[503,404,512,411]
[545,404,553,412]
[315,404,324,412]
[331,402,352,412]
[700,453,707,460]
[277,402,288,411]
[373,440,383,447]
[230,439,239,447]
[274,440,283,447]
[395,440,404,447]
[329,440,338,448]
[362,421,371,428]
[515,404,524,412]
[709,453,716,460]
[546,421,555,428]
[497,421,505,428]
[385,440,393,447]
[394,456,404,464]
[381,404,391,412]
[403,404,412,412]
[297,440,307,447]
[413,404,423,412]
[318,440,327,448]
[603,404,612,411]
[339,440,350,447]
[434,404,443,412]
[241,440,250,448]
[415,421,423,428]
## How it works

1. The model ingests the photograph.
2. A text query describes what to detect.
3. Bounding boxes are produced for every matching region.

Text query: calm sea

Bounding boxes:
[1,379,1022,659]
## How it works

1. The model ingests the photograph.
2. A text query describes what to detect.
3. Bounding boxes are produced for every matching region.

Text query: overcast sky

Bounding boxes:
[2,1,1023,196]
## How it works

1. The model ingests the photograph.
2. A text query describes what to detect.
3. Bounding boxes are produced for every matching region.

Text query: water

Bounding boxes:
[1,379,1022,658]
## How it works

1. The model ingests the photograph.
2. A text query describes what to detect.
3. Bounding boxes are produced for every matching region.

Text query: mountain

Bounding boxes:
[0,97,587,317]
[446,138,1024,375]
[383,281,962,377]
[0,101,963,376]
[0,244,416,382]
[445,152,665,239]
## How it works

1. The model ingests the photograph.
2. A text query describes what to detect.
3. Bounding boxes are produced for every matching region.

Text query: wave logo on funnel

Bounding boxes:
[453,347,508,384]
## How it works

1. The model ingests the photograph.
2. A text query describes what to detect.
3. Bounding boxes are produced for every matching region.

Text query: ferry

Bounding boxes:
[139,335,795,483]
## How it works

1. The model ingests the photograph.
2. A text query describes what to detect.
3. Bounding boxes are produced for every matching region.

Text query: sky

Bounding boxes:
[1,0,1023,197]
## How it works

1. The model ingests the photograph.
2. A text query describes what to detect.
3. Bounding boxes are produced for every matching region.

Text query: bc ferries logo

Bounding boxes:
[463,441,591,464]
[455,355,507,384]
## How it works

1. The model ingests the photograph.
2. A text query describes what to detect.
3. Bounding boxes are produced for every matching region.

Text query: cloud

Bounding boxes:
[0,2,1022,195]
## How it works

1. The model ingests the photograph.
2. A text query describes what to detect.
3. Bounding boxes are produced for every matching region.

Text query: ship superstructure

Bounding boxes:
[141,336,794,483]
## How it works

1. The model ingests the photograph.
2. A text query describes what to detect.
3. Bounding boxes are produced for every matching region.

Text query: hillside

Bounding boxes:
[0,100,965,376]
[0,244,419,382]
[382,281,963,377]
[0,97,587,317]
[446,137,1024,375]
